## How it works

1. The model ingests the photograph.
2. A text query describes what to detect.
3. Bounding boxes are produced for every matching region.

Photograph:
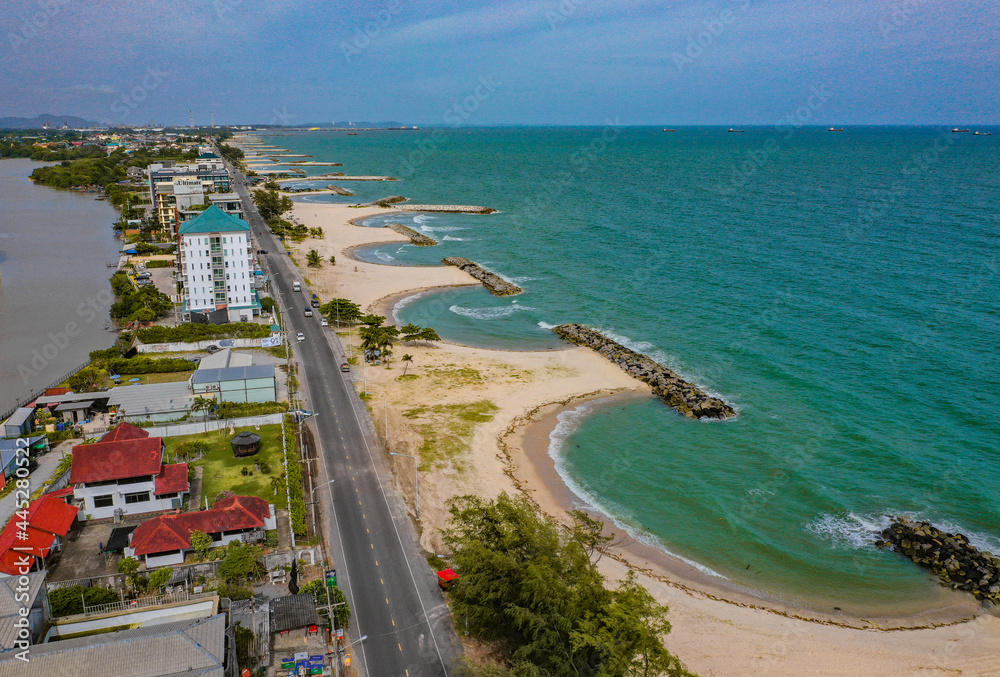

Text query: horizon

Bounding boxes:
[1,1,997,127]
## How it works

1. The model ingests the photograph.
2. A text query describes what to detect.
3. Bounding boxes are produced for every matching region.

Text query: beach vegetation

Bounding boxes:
[444,493,694,677]
[306,249,322,267]
[402,400,498,468]
[401,354,413,375]
[359,323,400,363]
[329,255,336,265]
[309,227,325,238]
[401,323,442,343]
[252,180,293,220]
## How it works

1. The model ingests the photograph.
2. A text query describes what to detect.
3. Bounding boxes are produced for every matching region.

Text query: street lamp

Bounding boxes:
[390,452,419,521]
[340,634,367,673]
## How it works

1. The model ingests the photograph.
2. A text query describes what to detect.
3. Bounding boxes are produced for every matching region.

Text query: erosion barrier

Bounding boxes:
[552,324,736,420]
[386,223,437,246]
[326,185,354,196]
[878,518,1000,605]
[356,195,408,208]
[398,204,497,214]
[443,257,522,296]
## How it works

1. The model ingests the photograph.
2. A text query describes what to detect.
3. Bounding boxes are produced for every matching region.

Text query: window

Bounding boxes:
[93,494,114,508]
[124,491,150,504]
[158,492,178,499]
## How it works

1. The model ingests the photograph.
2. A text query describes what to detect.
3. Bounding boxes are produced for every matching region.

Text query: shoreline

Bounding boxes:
[285,170,1000,675]
[504,392,984,630]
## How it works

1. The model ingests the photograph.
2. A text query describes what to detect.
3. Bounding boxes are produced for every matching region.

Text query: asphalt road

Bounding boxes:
[229,167,462,676]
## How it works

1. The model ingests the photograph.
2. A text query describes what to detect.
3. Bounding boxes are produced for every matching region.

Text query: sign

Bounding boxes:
[260,336,281,348]
[325,569,337,587]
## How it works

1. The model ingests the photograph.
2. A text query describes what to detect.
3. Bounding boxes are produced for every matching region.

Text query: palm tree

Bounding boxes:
[401,354,413,375]
[306,250,322,267]
[190,396,215,432]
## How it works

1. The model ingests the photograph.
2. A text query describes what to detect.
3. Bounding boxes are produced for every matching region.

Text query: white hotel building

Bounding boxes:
[177,205,261,322]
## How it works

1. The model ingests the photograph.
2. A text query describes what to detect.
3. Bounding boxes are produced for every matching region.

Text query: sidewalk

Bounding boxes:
[0,442,71,525]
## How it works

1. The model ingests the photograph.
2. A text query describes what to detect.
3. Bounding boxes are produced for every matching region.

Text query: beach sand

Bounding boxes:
[289,199,1000,676]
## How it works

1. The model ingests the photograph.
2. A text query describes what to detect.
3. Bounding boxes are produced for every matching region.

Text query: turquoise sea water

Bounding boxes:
[263,127,999,612]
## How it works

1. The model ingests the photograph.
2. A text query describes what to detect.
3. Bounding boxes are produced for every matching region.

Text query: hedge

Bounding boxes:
[216,401,288,419]
[144,260,173,268]
[137,322,272,344]
[109,357,194,375]
[284,415,307,538]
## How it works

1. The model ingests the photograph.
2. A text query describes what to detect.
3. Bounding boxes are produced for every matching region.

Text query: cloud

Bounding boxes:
[64,84,117,95]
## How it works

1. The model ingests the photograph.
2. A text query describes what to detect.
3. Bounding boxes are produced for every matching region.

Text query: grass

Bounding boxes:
[162,424,288,509]
[265,344,287,359]
[401,400,499,470]
[423,365,484,386]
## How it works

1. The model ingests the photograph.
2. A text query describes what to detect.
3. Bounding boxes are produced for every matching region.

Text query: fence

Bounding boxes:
[83,590,192,616]
[135,337,271,353]
[143,413,284,438]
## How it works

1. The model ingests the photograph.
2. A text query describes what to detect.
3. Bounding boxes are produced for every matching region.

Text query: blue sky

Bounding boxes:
[1,0,996,125]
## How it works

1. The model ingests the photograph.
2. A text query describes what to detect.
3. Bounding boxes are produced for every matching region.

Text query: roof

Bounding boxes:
[35,390,113,405]
[154,463,190,495]
[130,495,271,556]
[100,422,151,443]
[54,400,94,412]
[270,594,319,632]
[3,407,33,428]
[0,435,47,459]
[0,522,55,575]
[177,204,250,235]
[191,364,274,384]
[0,613,227,677]
[70,437,163,484]
[436,569,459,583]
[197,347,253,370]
[26,492,78,536]
[105,381,194,417]
[0,572,46,653]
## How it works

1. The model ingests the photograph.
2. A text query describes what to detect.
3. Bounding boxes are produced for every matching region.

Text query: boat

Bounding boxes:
[662,128,676,132]
[828,127,844,132]
[973,131,992,136]
[951,128,970,133]
[727,128,745,133]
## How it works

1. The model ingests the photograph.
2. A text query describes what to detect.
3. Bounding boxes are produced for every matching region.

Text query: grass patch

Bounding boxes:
[265,344,287,359]
[423,366,484,386]
[396,374,418,381]
[162,424,288,509]
[402,400,499,470]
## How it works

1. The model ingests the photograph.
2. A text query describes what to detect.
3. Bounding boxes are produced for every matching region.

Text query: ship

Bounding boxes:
[727,128,745,133]
[828,127,844,132]
[951,128,970,133]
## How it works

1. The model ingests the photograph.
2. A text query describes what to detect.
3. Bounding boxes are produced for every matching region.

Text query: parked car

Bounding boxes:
[320,318,329,327]
[340,362,350,372]
[206,345,220,354]
[186,356,201,363]
[296,332,305,342]
[257,249,268,254]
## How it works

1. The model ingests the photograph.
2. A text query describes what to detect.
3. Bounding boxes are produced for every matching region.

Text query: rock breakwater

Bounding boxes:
[398,204,497,214]
[552,324,736,420]
[355,195,408,208]
[443,257,522,296]
[326,185,354,196]
[878,518,1000,605]
[386,223,437,246]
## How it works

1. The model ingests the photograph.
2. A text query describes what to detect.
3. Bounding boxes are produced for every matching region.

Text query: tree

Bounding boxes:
[401,323,441,343]
[252,180,292,220]
[67,366,107,392]
[190,530,213,559]
[306,249,322,267]
[190,396,215,432]
[148,567,172,592]
[359,324,399,363]
[443,493,693,677]
[117,556,142,591]
[319,298,361,326]
[218,541,265,584]
[260,297,276,314]
[401,354,413,376]
[358,314,385,327]
[300,579,351,630]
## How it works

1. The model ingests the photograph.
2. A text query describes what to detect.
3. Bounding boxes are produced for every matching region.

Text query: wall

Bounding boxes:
[136,337,267,353]
[142,413,284,438]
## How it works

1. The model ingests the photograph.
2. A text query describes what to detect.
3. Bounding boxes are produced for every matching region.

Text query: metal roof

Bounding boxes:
[0,572,46,653]
[191,364,274,384]
[197,348,253,370]
[0,613,226,677]
[54,400,94,412]
[35,390,113,405]
[105,381,194,416]
[3,407,33,428]
[270,594,319,632]
[177,204,250,234]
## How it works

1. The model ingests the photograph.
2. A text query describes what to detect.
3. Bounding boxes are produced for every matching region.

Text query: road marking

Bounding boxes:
[398,643,402,652]
[380,578,383,585]
[366,528,369,534]
[370,543,374,549]
[392,619,396,627]
[375,560,378,566]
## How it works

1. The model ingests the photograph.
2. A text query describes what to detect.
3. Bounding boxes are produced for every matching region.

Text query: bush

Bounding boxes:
[108,357,193,375]
[218,542,265,584]
[144,259,173,268]
[299,579,350,629]
[284,415,307,538]
[217,582,253,600]
[49,586,119,617]
[67,366,107,392]
[265,530,279,548]
[215,401,287,419]
[136,322,271,344]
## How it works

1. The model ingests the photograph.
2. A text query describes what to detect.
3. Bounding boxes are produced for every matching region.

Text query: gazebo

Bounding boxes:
[230,431,261,457]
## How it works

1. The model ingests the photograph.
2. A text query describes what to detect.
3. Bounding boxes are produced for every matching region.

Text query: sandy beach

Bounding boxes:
[288,197,1000,676]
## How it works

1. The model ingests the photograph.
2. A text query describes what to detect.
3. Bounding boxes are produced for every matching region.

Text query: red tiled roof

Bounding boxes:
[44,387,72,396]
[154,463,190,495]
[48,486,74,499]
[100,422,150,443]
[130,495,271,556]
[26,493,78,536]
[0,522,55,575]
[70,437,163,484]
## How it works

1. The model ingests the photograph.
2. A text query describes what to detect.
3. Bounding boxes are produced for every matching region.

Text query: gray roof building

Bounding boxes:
[105,382,195,422]
[0,572,47,655]
[0,613,228,677]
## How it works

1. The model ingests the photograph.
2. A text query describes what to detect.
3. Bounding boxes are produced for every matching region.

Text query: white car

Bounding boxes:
[296,332,305,342]
[320,318,329,327]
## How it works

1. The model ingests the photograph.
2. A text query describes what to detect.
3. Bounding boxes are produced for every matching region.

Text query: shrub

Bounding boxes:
[217,583,253,600]
[284,415,306,537]
[136,322,270,343]
[265,530,279,548]
[144,259,173,268]
[49,586,119,617]
[108,357,193,375]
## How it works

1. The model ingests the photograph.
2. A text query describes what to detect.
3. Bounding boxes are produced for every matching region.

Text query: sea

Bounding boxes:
[0,159,121,414]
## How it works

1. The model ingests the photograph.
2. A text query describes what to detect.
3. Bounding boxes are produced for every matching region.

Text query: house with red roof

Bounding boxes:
[0,490,79,576]
[71,424,189,520]
[125,495,276,567]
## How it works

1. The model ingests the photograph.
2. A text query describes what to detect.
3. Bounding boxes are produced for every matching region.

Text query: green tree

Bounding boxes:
[306,249,322,267]
[148,567,172,592]
[67,366,107,392]
[319,298,361,326]
[358,314,385,327]
[401,323,441,343]
[190,530,213,559]
[329,255,336,265]
[48,585,119,617]
[401,354,413,376]
[444,494,693,677]
[260,297,276,314]
[252,180,293,220]
[190,396,215,432]
[117,556,142,591]
[299,578,351,630]
[218,541,265,584]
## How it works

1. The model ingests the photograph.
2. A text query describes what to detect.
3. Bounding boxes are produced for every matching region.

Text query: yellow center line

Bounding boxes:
[398,643,402,652]
[375,560,378,566]
[380,578,384,585]
[392,619,396,627]
[386,598,390,605]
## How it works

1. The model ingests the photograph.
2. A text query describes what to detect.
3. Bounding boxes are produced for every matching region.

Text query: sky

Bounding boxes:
[1,0,997,126]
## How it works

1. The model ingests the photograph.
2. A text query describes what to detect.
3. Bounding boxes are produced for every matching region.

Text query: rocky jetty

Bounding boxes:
[552,324,736,420]
[386,223,437,246]
[398,204,497,214]
[326,185,354,196]
[355,195,408,208]
[878,518,1000,604]
[443,257,522,296]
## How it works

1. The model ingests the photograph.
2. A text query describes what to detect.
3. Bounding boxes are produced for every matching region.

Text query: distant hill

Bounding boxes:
[300,121,409,128]
[0,114,101,129]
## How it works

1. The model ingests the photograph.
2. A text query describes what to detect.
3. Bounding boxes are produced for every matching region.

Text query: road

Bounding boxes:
[228,165,462,676]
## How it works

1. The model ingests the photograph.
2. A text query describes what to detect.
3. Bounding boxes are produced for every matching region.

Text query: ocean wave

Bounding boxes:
[441,235,467,241]
[412,214,436,225]
[510,276,538,283]
[806,511,1000,553]
[392,290,432,321]
[372,250,395,263]
[537,321,558,330]
[448,303,535,320]
[422,225,464,232]
[547,401,729,580]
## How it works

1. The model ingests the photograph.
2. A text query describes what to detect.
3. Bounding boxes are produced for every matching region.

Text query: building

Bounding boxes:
[0,572,48,656]
[147,159,232,235]
[70,425,189,520]
[1,407,34,437]
[191,365,276,404]
[0,435,48,487]
[126,495,277,567]
[0,490,77,575]
[0,612,229,677]
[178,205,261,322]
[105,381,196,423]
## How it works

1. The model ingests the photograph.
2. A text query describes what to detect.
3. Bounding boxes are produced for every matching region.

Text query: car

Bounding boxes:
[206,345,220,354]
[340,362,350,372]
[304,307,312,317]
[296,332,305,342]
[320,318,328,327]
[186,356,201,363]
[257,249,268,254]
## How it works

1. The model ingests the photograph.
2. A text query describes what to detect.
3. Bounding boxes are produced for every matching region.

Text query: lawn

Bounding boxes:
[163,424,290,509]
[401,400,499,470]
